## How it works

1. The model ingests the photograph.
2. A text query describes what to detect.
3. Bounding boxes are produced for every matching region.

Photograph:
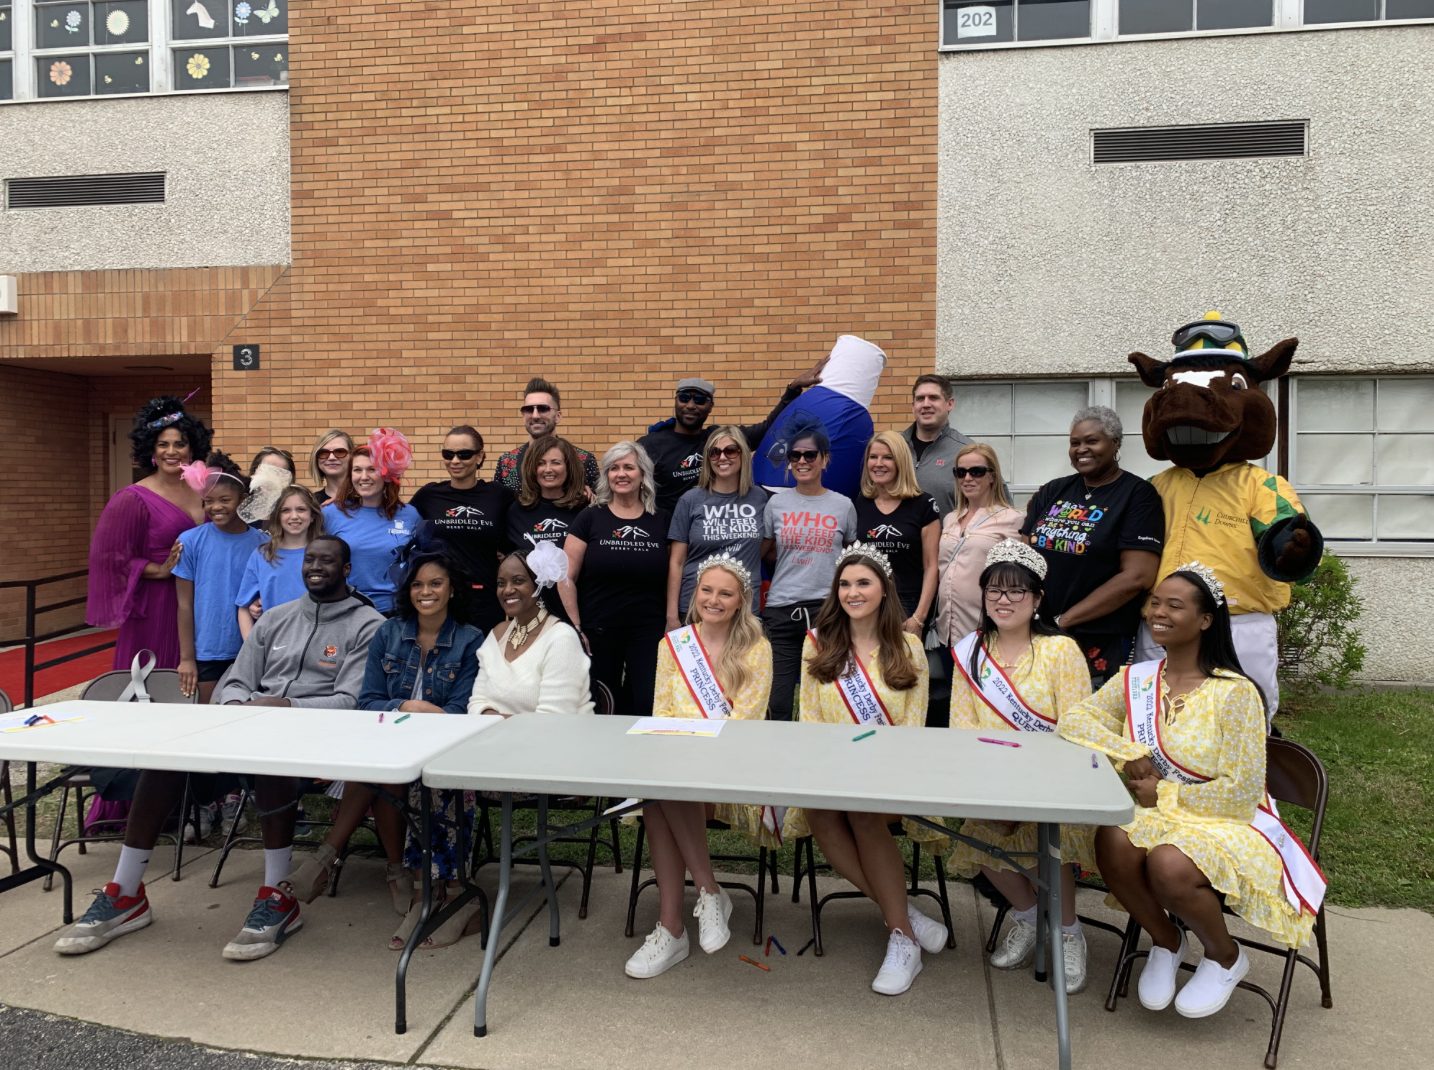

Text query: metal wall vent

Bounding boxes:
[1092,122,1307,164]
[5,172,166,209]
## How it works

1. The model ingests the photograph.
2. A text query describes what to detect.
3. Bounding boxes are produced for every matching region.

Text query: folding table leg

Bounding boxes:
[474,793,514,1037]
[536,795,560,947]
[1034,830,1050,985]
[394,784,435,1035]
[27,763,73,921]
[1041,822,1072,1070]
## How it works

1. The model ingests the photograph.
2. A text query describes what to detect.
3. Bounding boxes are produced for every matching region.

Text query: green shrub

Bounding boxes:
[1277,552,1367,696]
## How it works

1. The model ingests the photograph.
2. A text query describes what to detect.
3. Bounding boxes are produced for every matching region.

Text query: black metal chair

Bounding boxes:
[983,870,1128,954]
[0,688,17,875]
[1103,737,1333,1069]
[792,824,957,957]
[43,668,201,889]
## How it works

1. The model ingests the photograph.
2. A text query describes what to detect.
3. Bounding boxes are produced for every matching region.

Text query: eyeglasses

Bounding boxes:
[983,587,1031,604]
[520,404,553,415]
[676,391,712,405]
[442,449,479,461]
[788,449,821,463]
[315,447,350,461]
[955,465,991,479]
[708,445,741,460]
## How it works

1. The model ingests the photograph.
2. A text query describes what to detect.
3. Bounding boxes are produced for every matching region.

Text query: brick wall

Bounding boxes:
[212,2,938,487]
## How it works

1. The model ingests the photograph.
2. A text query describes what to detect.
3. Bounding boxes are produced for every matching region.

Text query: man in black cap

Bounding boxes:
[638,360,828,513]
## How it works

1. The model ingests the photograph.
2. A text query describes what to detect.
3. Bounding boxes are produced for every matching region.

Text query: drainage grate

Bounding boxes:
[5,172,166,208]
[1092,122,1307,164]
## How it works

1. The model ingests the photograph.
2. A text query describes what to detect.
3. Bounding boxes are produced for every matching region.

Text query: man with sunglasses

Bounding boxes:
[639,360,828,513]
[494,377,600,494]
[900,374,978,518]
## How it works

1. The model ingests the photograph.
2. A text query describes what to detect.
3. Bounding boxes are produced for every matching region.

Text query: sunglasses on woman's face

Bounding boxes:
[316,447,350,461]
[708,445,741,460]
[955,465,991,479]
[442,449,479,461]
[788,449,821,463]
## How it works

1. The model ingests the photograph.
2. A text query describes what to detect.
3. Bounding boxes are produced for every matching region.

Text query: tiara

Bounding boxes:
[1175,560,1226,606]
[985,538,1048,580]
[836,541,893,578]
[695,551,753,592]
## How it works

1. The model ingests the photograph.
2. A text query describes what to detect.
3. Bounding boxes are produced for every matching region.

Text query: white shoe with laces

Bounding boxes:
[906,903,949,954]
[1137,932,1189,1011]
[693,887,733,954]
[1175,947,1249,1018]
[871,930,923,996]
[1062,928,1088,993]
[624,923,690,979]
[990,918,1039,970]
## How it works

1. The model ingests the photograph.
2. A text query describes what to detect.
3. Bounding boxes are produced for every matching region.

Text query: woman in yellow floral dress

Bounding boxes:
[947,538,1096,993]
[623,554,773,980]
[787,543,947,997]
[1059,563,1319,1019]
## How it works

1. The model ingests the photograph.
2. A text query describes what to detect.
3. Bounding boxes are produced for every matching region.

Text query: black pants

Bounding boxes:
[586,621,663,717]
[761,600,823,722]
[925,643,953,730]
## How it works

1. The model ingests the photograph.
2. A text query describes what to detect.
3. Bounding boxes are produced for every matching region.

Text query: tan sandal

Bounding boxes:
[385,863,414,917]
[289,843,339,904]
[421,896,484,949]
[389,898,425,951]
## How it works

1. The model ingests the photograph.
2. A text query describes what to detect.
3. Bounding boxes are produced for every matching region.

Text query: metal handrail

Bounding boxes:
[0,570,114,709]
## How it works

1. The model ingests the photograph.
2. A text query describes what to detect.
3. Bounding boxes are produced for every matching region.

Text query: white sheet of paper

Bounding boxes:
[625,717,725,738]
[603,797,644,816]
[955,5,998,39]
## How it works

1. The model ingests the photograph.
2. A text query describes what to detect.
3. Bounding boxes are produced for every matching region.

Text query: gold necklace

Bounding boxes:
[507,605,548,650]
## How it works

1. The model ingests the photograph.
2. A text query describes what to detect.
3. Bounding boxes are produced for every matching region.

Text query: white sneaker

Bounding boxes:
[693,887,733,954]
[1175,947,1249,1018]
[906,903,949,955]
[990,918,1038,970]
[1062,929,1088,994]
[871,930,923,996]
[624,923,690,979]
[1137,932,1188,1011]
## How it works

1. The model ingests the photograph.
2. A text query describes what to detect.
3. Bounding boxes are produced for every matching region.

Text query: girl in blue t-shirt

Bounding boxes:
[236,485,326,641]
[173,454,268,701]
[322,439,420,614]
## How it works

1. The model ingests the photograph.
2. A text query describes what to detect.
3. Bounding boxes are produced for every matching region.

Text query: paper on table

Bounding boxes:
[626,717,725,738]
[0,712,85,732]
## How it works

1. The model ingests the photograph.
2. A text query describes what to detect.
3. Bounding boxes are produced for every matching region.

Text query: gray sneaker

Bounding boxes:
[990,918,1039,970]
[54,883,153,955]
[221,883,303,961]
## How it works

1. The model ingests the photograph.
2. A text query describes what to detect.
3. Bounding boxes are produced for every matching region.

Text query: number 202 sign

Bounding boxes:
[956,5,998,39]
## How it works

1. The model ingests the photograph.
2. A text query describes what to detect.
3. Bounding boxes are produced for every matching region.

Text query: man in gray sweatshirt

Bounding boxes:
[53,536,384,963]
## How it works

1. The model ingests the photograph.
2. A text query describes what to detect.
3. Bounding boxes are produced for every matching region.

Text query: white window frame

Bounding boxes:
[1,0,285,103]
[938,0,1434,51]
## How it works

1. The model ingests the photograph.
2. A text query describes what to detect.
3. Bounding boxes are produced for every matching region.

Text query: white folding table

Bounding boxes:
[424,713,1134,1069]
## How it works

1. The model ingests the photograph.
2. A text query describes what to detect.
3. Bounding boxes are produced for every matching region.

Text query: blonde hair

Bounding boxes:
[308,428,353,484]
[859,431,923,500]
[953,442,1014,516]
[594,441,658,513]
[697,426,753,496]
[683,562,766,698]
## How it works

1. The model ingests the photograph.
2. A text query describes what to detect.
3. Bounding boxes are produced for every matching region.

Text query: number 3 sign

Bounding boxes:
[232,344,260,371]
[955,4,998,39]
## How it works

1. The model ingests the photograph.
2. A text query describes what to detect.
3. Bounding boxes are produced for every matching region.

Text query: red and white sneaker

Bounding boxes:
[222,882,303,961]
[53,882,153,955]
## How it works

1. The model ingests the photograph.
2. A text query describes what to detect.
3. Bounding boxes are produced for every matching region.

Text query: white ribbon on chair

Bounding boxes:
[116,650,157,703]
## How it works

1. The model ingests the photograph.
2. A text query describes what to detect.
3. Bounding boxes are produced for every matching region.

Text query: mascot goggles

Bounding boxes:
[1171,319,1245,350]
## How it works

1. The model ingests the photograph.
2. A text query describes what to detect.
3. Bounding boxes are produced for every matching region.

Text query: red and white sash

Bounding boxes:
[951,633,1057,734]
[808,629,894,726]
[665,626,730,720]
[1123,660,1327,916]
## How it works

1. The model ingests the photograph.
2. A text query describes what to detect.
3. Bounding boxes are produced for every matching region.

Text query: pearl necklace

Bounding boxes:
[507,605,548,650]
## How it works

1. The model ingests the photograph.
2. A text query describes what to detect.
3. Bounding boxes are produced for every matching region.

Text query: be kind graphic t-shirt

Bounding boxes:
[762,487,857,607]
[570,505,671,631]
[669,485,770,612]
[853,494,940,617]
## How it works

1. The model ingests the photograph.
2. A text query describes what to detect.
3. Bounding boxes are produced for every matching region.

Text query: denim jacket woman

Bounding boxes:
[358,615,483,714]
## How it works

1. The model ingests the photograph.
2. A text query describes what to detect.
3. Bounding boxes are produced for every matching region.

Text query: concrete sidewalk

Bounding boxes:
[0,841,1427,1069]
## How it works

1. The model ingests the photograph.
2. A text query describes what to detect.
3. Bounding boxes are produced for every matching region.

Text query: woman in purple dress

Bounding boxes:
[87,396,211,670]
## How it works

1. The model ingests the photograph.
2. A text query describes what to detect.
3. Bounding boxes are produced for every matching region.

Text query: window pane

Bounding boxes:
[1376,434,1434,485]
[234,42,286,87]
[1120,0,1192,34]
[37,3,90,48]
[955,383,1012,436]
[1018,0,1090,40]
[37,53,90,96]
[1120,447,1166,481]
[173,45,229,89]
[1114,380,1156,441]
[171,0,226,40]
[1015,435,1069,487]
[1015,381,1088,434]
[1,5,12,53]
[1377,495,1434,541]
[1378,378,1434,433]
[1198,0,1272,29]
[0,59,11,102]
[94,1,147,46]
[980,437,1016,482]
[945,2,1015,45]
[233,0,287,38]
[1297,379,1373,432]
[1296,434,1374,486]
[1301,494,1373,541]
[1388,1,1434,16]
[95,49,146,93]
[1304,0,1380,23]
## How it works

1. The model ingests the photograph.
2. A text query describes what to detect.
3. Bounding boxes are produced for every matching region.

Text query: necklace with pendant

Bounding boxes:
[1083,472,1119,501]
[508,605,548,650]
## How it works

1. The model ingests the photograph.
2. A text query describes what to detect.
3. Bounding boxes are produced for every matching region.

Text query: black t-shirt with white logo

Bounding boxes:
[569,504,670,632]
[853,494,940,618]
[506,498,585,551]
[637,425,710,514]
[409,480,512,625]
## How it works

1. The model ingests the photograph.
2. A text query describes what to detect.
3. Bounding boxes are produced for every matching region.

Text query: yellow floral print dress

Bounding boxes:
[783,632,946,844]
[1059,666,1314,949]
[946,632,1098,877]
[651,628,778,847]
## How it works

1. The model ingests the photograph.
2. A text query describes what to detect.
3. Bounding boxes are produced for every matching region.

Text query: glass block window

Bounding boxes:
[171,0,287,89]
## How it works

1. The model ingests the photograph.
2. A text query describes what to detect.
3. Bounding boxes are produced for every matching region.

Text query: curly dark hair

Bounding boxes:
[130,396,212,468]
[395,552,480,626]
